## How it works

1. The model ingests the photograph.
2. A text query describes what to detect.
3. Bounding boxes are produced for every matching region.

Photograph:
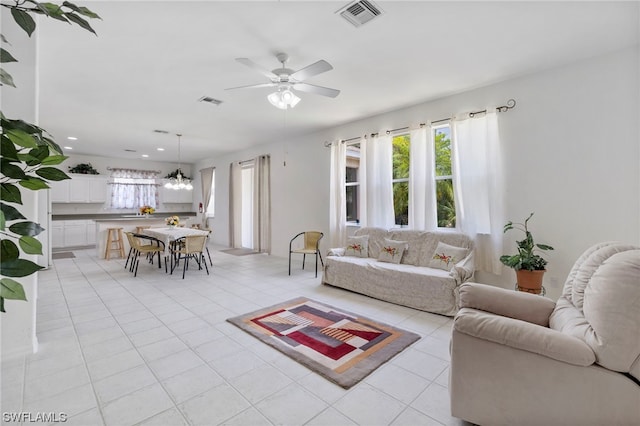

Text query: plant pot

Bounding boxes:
[516,269,546,294]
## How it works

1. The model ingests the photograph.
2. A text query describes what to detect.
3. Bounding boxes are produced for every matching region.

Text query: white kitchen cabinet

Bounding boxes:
[64,221,87,246]
[51,220,97,248]
[51,223,64,248]
[50,175,108,203]
[50,180,70,203]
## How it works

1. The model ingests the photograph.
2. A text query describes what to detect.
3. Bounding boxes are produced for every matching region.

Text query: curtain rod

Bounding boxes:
[323,98,516,147]
[107,167,161,174]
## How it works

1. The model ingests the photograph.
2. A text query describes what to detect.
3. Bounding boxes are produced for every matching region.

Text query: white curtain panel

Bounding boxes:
[452,112,505,274]
[409,126,437,230]
[329,140,347,248]
[252,155,271,254]
[363,134,395,228]
[228,161,243,248]
[199,167,214,228]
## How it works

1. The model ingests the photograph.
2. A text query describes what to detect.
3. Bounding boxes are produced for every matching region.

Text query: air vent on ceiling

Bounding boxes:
[153,129,169,134]
[199,96,223,106]
[124,149,137,152]
[337,0,382,28]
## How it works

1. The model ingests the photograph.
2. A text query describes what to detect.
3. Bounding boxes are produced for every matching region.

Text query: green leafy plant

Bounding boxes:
[68,162,99,174]
[165,168,191,179]
[500,212,554,271]
[1,1,100,313]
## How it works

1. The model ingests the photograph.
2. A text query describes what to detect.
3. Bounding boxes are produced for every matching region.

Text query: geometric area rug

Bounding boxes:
[227,297,420,389]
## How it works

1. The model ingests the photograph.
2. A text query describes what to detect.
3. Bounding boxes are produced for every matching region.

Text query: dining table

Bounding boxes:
[141,227,210,249]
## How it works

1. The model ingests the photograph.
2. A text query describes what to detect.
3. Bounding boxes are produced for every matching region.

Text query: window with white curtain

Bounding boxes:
[345,143,361,224]
[433,124,456,228]
[109,168,159,209]
[340,127,456,229]
[392,134,410,227]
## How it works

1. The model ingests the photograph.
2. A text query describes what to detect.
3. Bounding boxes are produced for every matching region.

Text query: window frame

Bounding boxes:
[345,142,361,225]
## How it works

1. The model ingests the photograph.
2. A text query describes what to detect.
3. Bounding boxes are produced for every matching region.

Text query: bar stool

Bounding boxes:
[105,227,125,260]
[135,226,150,234]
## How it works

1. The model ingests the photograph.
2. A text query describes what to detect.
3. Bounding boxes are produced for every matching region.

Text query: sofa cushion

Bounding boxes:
[428,241,469,271]
[378,238,408,264]
[345,235,369,258]
[354,227,388,259]
[418,231,474,267]
[388,230,429,266]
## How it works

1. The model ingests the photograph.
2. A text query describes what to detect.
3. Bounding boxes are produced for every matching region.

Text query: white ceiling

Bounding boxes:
[34,1,638,163]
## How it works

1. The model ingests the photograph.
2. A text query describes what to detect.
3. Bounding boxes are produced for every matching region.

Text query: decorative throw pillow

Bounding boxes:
[429,241,469,271]
[378,238,408,264]
[345,235,369,258]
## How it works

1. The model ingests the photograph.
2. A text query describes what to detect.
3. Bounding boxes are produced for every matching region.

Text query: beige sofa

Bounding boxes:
[322,227,475,316]
[449,242,640,426]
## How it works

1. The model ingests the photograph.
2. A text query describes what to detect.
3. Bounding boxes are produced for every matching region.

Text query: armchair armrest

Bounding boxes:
[454,308,596,366]
[459,282,556,326]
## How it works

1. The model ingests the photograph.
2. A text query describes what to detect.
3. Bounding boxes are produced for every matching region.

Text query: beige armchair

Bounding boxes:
[449,242,640,426]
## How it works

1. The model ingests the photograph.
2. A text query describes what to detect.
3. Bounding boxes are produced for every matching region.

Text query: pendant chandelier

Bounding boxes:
[164,133,193,191]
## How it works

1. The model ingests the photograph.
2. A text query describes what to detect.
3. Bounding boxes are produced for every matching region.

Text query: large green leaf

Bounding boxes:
[25,145,50,166]
[6,129,37,149]
[36,167,70,181]
[0,183,22,204]
[0,259,43,277]
[63,12,96,35]
[42,137,64,155]
[9,221,45,237]
[1,239,20,261]
[0,137,20,161]
[10,8,37,37]
[1,117,44,138]
[36,2,66,20]
[19,236,43,255]
[0,203,26,221]
[19,178,50,191]
[0,67,16,87]
[62,1,101,19]
[0,48,17,63]
[1,160,27,179]
[41,155,68,166]
[0,278,27,301]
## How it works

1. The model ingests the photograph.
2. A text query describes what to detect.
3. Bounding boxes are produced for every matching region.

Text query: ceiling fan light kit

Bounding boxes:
[227,52,340,110]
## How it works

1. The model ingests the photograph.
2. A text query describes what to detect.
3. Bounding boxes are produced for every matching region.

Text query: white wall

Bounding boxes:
[1,14,40,357]
[194,46,639,301]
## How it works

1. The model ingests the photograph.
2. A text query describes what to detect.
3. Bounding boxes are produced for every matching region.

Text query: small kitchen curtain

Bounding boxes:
[109,168,159,209]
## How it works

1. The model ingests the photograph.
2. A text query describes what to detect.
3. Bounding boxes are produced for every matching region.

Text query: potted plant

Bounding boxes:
[500,212,554,294]
[68,163,99,174]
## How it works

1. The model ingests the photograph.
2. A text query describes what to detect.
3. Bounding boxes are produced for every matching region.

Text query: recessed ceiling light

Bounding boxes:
[157,148,165,151]
[142,154,149,158]
[64,146,73,150]
[67,136,78,140]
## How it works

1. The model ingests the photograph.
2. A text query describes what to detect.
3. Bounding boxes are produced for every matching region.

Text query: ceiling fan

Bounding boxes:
[226,53,340,109]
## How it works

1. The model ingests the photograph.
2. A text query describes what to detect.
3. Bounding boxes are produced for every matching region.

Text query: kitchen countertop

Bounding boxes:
[52,212,197,221]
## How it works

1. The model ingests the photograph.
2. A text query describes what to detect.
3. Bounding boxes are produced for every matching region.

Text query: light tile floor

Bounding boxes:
[2,246,472,426]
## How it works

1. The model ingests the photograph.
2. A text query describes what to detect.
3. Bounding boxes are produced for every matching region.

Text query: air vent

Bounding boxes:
[198,96,223,106]
[124,149,137,152]
[337,0,382,28]
[153,129,169,134]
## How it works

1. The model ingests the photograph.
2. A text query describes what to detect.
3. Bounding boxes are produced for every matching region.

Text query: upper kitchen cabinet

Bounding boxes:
[50,174,109,203]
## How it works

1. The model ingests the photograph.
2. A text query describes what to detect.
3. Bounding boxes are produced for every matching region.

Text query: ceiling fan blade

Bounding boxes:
[293,83,340,98]
[235,58,278,79]
[290,60,333,81]
[225,82,276,91]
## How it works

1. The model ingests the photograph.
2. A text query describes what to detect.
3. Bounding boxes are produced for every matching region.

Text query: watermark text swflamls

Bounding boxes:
[3,412,68,423]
